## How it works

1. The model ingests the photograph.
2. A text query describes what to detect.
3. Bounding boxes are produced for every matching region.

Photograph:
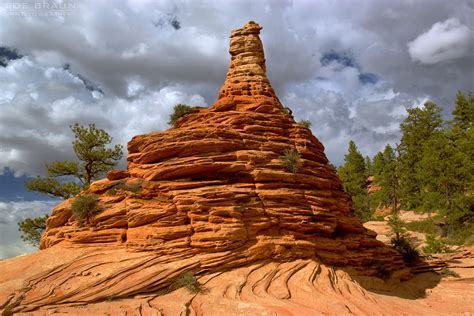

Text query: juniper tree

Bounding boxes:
[19,123,122,246]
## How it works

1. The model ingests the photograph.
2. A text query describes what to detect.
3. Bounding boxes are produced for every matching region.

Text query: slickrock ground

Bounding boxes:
[1,246,473,315]
[1,21,473,315]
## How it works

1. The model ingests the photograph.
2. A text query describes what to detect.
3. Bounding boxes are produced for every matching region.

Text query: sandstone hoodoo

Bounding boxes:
[1,21,409,314]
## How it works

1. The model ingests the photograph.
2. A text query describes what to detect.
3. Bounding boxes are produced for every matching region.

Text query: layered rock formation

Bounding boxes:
[1,21,410,314]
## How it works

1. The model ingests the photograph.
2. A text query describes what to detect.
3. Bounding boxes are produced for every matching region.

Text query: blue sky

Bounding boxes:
[0,0,472,258]
[0,169,51,202]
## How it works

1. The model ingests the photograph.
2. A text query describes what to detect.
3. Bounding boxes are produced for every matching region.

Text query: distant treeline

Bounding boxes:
[337,91,473,244]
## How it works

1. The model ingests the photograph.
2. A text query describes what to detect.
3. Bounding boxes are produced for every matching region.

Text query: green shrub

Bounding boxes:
[168,104,195,127]
[107,182,141,195]
[422,234,453,253]
[72,194,100,222]
[281,149,301,174]
[387,213,407,238]
[280,107,290,115]
[404,219,441,235]
[106,294,118,301]
[372,215,385,221]
[445,223,474,245]
[440,267,460,278]
[390,235,420,265]
[388,213,419,264]
[175,271,202,294]
[297,120,312,128]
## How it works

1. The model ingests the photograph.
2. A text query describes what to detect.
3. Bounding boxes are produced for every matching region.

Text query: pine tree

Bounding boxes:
[19,123,123,247]
[452,91,474,132]
[399,101,443,209]
[440,91,474,240]
[338,141,370,221]
[371,145,399,212]
[365,156,373,176]
[382,144,398,212]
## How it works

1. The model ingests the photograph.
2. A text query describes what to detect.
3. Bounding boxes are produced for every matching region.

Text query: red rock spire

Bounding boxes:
[213,21,283,113]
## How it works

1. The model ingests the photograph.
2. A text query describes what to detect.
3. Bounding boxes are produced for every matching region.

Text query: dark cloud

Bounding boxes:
[0,46,22,66]
[0,0,472,168]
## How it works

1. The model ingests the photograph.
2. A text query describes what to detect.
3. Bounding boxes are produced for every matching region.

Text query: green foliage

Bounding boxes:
[422,234,453,253]
[17,215,48,247]
[364,156,373,176]
[338,141,371,222]
[376,145,399,212]
[168,104,195,127]
[20,124,122,246]
[71,123,123,185]
[175,271,203,294]
[445,223,474,245]
[403,219,441,236]
[106,294,118,301]
[387,213,406,239]
[440,267,460,278]
[387,213,419,264]
[452,90,474,131]
[280,106,291,115]
[71,194,100,222]
[106,182,142,195]
[281,149,301,174]
[297,120,312,128]
[399,101,443,209]
[26,123,123,195]
[26,176,81,199]
[390,235,420,265]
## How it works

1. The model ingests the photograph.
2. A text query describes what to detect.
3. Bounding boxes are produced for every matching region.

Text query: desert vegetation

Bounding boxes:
[71,194,100,223]
[338,91,473,246]
[280,149,301,174]
[168,104,196,127]
[18,124,122,246]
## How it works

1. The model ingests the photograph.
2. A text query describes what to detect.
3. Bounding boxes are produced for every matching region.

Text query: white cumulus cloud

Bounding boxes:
[408,18,472,65]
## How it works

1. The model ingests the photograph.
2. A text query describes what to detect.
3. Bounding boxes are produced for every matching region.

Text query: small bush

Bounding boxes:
[388,213,419,264]
[390,235,420,265]
[372,215,385,221]
[281,149,301,174]
[446,223,474,245]
[72,194,100,222]
[280,107,290,115]
[168,104,195,127]
[107,182,142,195]
[440,267,460,278]
[175,271,202,294]
[422,234,453,253]
[106,294,118,301]
[297,120,312,128]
